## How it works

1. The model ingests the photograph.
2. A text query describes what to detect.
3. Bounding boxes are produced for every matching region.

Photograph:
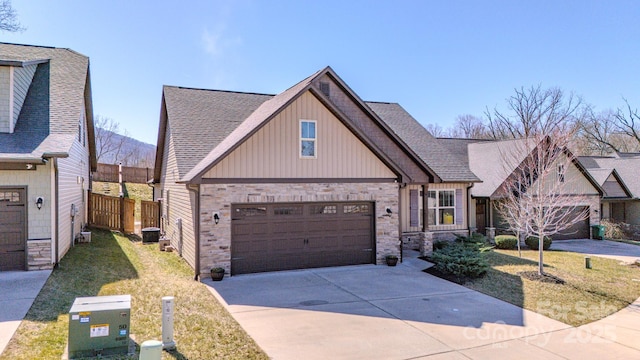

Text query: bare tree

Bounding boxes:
[494,133,591,275]
[485,85,586,140]
[449,114,490,139]
[0,0,24,32]
[614,99,640,149]
[94,115,128,164]
[425,123,446,137]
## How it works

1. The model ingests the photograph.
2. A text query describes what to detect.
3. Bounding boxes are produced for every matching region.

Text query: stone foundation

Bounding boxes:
[487,227,496,242]
[432,230,470,242]
[27,239,53,270]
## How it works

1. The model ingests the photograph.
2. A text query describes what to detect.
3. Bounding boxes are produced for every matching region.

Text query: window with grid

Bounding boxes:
[300,120,316,158]
[427,190,455,225]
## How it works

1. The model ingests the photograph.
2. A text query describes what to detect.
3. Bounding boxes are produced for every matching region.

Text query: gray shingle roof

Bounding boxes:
[466,138,535,197]
[162,86,274,179]
[578,155,640,197]
[365,102,480,182]
[159,68,479,184]
[0,43,94,165]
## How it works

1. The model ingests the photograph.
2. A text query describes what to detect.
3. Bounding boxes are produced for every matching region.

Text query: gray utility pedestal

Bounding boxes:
[68,294,131,359]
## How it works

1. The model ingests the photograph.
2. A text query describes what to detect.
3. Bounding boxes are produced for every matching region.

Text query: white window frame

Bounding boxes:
[299,119,317,159]
[427,189,456,226]
[557,164,565,183]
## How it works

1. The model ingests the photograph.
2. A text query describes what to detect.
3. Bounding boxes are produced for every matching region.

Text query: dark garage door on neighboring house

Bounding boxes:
[231,202,375,275]
[552,206,590,240]
[0,188,27,271]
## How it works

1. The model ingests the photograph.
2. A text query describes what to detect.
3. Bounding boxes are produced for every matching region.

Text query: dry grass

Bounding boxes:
[92,181,153,222]
[0,228,267,360]
[464,249,640,326]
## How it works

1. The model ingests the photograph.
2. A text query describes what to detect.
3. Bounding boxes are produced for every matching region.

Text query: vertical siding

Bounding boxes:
[602,174,627,198]
[536,160,599,195]
[204,91,396,179]
[160,123,197,269]
[0,66,9,132]
[400,184,423,232]
[12,64,36,128]
[56,102,90,261]
[427,183,468,231]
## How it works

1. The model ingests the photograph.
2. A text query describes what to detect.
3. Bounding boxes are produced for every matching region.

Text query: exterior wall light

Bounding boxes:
[213,212,220,224]
[36,197,44,210]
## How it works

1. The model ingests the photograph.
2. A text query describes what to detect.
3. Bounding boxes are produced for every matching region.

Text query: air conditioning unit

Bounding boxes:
[68,295,131,359]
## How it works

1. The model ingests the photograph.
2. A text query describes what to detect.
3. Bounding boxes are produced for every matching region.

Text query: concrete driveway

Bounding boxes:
[0,270,51,354]
[205,251,640,359]
[552,239,640,263]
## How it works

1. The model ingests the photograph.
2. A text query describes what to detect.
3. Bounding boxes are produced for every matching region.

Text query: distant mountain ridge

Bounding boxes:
[96,128,156,168]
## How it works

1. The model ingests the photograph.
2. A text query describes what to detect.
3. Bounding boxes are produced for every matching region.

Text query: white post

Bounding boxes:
[162,296,176,350]
[118,162,123,197]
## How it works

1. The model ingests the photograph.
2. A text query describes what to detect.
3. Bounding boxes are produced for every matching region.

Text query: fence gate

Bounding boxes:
[89,192,135,234]
[141,200,160,228]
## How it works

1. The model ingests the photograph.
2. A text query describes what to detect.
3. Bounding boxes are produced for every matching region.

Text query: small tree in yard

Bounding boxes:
[495,133,591,275]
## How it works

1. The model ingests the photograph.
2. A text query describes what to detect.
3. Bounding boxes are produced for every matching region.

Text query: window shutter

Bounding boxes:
[409,189,419,227]
[455,189,463,225]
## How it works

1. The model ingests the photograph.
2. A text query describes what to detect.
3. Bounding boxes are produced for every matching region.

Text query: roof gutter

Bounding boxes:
[186,184,201,281]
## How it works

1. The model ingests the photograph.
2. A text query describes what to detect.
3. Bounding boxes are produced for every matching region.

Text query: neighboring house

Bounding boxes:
[578,153,639,224]
[153,67,479,278]
[439,137,603,240]
[0,43,95,271]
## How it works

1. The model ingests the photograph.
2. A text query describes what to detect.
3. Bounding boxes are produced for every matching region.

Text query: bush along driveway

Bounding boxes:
[205,250,640,360]
[0,228,267,360]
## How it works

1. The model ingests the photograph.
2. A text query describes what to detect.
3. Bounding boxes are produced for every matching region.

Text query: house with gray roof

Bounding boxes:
[578,153,639,225]
[153,67,480,279]
[439,137,603,239]
[0,43,95,271]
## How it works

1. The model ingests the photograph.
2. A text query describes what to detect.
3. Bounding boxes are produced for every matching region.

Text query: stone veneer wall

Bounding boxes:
[28,239,52,270]
[198,182,399,276]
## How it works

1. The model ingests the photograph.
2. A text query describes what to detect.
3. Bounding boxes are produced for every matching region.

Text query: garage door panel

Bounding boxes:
[552,206,590,240]
[231,202,374,275]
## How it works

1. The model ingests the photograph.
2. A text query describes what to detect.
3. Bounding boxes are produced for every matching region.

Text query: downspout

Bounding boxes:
[466,182,474,234]
[187,184,200,281]
[53,158,60,268]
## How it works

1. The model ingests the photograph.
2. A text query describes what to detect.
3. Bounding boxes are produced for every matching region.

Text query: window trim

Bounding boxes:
[427,189,456,226]
[299,119,317,159]
[557,164,565,183]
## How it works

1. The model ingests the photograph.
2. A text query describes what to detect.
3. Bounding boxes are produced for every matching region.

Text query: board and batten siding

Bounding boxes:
[160,124,197,269]
[203,91,396,180]
[56,109,91,260]
[400,184,423,233]
[535,160,599,196]
[428,183,468,232]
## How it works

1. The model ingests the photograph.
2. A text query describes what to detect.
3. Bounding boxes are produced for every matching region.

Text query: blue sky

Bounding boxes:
[4,0,639,145]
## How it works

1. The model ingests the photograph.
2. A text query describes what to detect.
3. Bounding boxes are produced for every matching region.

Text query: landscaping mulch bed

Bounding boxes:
[517,271,565,284]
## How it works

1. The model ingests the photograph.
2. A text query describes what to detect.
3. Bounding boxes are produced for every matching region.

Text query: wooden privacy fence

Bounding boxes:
[89,192,135,234]
[141,200,160,228]
[93,163,154,184]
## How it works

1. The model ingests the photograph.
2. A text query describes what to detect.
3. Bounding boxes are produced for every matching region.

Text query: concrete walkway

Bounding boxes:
[552,239,640,263]
[0,270,51,354]
[205,250,640,359]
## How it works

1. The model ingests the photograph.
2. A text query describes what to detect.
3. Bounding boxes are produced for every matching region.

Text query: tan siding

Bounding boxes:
[57,135,90,260]
[0,66,9,132]
[428,183,468,231]
[400,184,423,233]
[204,91,396,179]
[12,64,36,127]
[536,160,599,195]
[603,174,628,198]
[160,123,196,269]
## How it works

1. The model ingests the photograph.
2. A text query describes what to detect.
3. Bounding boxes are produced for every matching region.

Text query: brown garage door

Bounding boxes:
[231,202,375,275]
[552,206,590,240]
[0,188,27,271]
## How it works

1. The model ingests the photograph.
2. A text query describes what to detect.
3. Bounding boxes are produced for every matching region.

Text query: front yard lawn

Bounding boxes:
[0,228,268,360]
[463,249,640,326]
